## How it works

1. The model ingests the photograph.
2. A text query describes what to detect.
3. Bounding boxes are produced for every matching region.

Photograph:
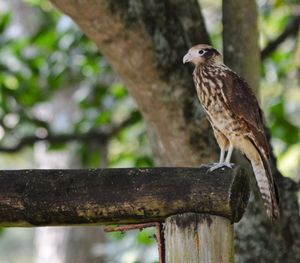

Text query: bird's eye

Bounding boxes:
[198,49,205,55]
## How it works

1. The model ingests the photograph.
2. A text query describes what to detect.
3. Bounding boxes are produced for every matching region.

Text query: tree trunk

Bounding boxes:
[49,0,300,262]
[223,1,300,262]
[50,0,215,166]
[222,0,260,94]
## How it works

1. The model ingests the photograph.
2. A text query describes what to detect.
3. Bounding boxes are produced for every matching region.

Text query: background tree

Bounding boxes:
[0,0,153,262]
[0,0,299,262]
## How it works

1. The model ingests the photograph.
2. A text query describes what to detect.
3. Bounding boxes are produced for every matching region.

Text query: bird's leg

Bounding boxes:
[105,222,165,263]
[209,148,226,171]
[209,143,235,171]
[223,143,234,168]
[219,148,226,164]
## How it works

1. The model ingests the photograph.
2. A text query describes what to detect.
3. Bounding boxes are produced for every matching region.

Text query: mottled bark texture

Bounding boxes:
[222,0,260,94]
[49,0,300,262]
[50,0,216,166]
[223,1,300,262]
[0,167,249,226]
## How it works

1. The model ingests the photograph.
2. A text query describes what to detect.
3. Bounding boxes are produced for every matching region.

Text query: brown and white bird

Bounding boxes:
[183,44,279,220]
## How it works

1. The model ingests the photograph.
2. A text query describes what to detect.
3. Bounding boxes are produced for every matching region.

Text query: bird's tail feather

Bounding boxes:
[251,155,280,220]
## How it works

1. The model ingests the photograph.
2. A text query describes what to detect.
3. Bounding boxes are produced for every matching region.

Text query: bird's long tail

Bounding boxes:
[251,154,280,220]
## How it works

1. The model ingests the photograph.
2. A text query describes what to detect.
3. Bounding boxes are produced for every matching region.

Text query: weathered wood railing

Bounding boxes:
[0,165,249,262]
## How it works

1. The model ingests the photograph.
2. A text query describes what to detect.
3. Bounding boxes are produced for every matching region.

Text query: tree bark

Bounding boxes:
[222,0,260,94]
[223,1,300,262]
[48,0,300,262]
[50,0,216,166]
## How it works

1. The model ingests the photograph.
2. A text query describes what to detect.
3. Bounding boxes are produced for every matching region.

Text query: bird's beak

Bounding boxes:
[183,52,192,64]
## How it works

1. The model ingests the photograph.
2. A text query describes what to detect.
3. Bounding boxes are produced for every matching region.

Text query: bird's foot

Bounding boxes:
[208,162,234,172]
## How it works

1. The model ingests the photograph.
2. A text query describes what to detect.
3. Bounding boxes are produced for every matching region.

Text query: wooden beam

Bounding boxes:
[0,166,249,227]
[165,213,234,263]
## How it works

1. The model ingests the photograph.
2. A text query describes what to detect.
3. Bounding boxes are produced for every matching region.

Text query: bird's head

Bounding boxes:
[183,44,222,66]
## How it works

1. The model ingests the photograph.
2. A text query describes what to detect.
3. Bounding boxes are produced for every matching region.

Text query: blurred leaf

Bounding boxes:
[269,99,299,146]
[0,13,11,34]
[47,143,66,151]
[136,228,156,245]
[135,156,153,167]
[111,83,127,99]
[107,230,126,241]
[95,111,111,125]
[0,228,5,236]
[3,75,19,90]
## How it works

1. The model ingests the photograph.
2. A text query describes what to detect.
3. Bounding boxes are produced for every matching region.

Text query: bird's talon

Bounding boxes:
[208,162,234,172]
[208,163,224,172]
[223,162,234,169]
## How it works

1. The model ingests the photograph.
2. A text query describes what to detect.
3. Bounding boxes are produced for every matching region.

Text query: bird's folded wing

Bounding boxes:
[219,69,270,158]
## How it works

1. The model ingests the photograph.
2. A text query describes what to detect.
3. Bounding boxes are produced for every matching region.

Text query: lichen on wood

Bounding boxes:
[0,166,249,226]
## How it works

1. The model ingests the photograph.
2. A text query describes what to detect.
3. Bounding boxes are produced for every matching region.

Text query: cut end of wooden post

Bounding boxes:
[204,164,250,222]
[228,166,250,222]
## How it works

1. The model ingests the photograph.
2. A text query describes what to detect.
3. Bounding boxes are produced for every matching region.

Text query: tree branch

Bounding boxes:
[261,14,300,60]
[0,115,135,153]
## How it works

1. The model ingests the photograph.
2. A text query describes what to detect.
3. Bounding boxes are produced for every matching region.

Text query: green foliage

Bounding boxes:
[107,230,126,241]
[136,228,156,245]
[0,0,299,261]
[0,4,152,169]
[269,98,299,146]
[0,13,10,34]
[107,227,156,245]
[259,1,300,177]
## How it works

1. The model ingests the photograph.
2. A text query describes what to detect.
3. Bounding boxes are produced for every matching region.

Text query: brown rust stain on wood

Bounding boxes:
[165,213,234,263]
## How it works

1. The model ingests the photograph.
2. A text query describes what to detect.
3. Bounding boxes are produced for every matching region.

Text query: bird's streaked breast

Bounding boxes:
[193,65,244,138]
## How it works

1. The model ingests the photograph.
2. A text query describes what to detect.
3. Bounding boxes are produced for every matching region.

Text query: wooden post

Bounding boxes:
[165,213,234,263]
[0,166,249,262]
[0,166,249,226]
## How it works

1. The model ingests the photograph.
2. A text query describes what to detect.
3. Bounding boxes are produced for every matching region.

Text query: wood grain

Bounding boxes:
[165,213,234,263]
[0,166,249,226]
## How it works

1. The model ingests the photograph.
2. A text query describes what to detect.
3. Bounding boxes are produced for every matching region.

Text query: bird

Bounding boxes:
[183,44,280,220]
